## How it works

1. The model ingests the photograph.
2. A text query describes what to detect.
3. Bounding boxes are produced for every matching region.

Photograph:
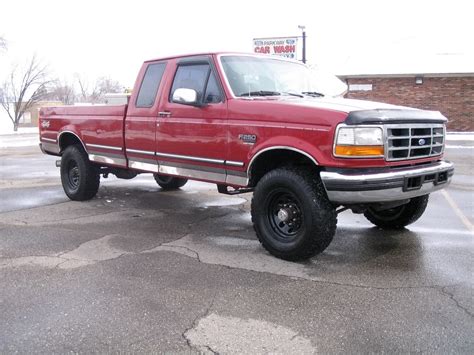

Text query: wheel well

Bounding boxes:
[58,133,85,154]
[248,149,319,187]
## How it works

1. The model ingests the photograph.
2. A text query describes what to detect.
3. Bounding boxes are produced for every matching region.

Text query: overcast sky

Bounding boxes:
[1,0,472,87]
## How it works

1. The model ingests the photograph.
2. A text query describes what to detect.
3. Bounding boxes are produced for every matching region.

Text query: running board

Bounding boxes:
[217,184,254,195]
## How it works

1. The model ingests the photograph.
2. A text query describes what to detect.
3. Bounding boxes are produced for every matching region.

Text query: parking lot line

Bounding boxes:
[340,223,473,236]
[441,190,474,233]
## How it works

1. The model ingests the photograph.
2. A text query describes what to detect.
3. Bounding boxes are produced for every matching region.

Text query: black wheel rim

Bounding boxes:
[67,160,80,190]
[266,189,303,242]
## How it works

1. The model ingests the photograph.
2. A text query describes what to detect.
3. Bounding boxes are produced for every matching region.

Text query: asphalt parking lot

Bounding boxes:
[0,137,473,353]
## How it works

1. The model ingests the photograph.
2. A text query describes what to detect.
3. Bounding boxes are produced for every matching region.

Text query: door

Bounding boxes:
[125,61,167,172]
[156,58,228,183]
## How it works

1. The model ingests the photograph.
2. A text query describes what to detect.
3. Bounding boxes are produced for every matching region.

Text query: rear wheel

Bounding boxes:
[60,145,100,201]
[364,195,429,229]
[153,174,188,190]
[251,167,337,261]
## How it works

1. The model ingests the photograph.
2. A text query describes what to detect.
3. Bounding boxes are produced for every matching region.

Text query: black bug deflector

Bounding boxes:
[345,109,448,125]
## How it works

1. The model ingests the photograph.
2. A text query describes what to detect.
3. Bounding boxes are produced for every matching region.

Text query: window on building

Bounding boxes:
[348,84,373,92]
[20,112,31,124]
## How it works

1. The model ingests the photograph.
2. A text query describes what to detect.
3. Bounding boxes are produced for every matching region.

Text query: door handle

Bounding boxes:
[158,111,172,118]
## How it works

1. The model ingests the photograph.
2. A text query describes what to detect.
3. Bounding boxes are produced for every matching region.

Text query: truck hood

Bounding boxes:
[265,96,447,124]
[281,96,414,113]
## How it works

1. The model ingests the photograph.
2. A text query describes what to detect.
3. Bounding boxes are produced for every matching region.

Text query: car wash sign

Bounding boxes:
[253,37,298,59]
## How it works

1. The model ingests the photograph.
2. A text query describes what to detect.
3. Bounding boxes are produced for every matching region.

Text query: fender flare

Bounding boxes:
[57,130,87,153]
[247,146,319,176]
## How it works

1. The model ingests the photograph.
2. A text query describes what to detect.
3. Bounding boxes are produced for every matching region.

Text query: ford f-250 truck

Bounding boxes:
[39,53,454,261]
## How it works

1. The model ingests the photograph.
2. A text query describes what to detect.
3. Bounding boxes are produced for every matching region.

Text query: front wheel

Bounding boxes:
[60,145,100,201]
[364,195,429,229]
[153,174,188,190]
[251,168,337,261]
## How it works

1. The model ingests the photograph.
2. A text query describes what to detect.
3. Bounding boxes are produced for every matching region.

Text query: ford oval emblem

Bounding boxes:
[418,138,426,146]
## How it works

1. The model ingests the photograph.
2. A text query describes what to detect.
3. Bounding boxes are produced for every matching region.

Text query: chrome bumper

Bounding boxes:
[320,161,454,204]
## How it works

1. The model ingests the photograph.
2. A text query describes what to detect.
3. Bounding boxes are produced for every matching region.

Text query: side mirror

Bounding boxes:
[172,88,202,106]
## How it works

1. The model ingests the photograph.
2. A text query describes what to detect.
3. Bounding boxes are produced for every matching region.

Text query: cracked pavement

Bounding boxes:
[0,145,473,353]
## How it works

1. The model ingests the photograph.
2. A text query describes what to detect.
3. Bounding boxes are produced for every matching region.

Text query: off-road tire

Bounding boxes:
[364,195,429,229]
[60,145,100,201]
[251,167,337,261]
[153,174,188,190]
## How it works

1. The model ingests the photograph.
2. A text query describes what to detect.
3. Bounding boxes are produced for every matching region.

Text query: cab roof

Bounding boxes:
[144,52,302,64]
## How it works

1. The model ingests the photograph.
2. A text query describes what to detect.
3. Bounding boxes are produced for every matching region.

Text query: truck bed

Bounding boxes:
[39,105,128,167]
[40,105,127,118]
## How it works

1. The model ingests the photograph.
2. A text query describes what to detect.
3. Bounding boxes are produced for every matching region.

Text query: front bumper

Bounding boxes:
[320,160,454,204]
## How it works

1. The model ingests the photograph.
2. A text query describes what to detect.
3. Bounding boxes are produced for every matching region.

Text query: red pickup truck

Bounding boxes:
[39,52,454,261]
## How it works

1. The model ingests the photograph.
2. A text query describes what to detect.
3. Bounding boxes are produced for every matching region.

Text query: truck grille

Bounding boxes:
[385,124,445,161]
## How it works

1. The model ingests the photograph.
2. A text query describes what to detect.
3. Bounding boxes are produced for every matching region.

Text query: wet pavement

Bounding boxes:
[0,143,473,353]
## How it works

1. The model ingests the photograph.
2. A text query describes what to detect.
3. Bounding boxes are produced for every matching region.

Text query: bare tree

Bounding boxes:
[0,35,6,51]
[96,76,123,95]
[74,73,90,103]
[0,55,50,131]
[47,79,76,105]
[74,75,123,103]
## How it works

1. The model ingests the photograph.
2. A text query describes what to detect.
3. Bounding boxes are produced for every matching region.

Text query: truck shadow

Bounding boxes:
[95,183,426,272]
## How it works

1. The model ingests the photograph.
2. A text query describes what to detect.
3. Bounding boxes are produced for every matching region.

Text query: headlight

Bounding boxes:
[334,126,384,158]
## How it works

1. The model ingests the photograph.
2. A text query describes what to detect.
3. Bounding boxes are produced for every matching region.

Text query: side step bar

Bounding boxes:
[217,184,253,195]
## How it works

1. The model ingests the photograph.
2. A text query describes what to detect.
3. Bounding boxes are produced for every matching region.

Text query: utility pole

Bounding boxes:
[298,25,306,64]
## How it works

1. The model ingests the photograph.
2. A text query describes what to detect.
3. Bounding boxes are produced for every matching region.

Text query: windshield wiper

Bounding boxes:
[281,92,304,98]
[238,90,281,97]
[238,90,304,98]
[302,91,325,97]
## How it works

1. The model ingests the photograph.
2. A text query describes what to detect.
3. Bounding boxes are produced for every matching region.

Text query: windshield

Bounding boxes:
[220,55,313,97]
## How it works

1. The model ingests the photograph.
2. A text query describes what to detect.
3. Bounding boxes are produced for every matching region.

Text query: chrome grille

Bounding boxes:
[385,124,445,161]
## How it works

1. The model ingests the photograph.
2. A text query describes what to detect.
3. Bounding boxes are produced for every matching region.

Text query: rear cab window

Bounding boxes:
[136,62,167,108]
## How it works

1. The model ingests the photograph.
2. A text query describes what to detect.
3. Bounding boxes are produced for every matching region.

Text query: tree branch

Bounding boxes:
[0,55,50,130]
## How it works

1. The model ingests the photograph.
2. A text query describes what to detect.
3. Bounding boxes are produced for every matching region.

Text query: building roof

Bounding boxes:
[336,53,474,78]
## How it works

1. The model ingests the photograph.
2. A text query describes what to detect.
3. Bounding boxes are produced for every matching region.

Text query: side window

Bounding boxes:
[171,64,209,101]
[136,62,166,108]
[171,64,223,104]
[204,71,222,104]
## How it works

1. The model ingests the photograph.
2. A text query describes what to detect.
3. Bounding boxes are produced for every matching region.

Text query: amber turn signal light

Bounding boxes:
[335,145,384,157]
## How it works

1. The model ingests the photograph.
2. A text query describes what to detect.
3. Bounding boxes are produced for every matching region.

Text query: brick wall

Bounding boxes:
[342,76,474,131]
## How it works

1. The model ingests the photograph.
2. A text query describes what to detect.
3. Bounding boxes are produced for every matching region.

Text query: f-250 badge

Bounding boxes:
[238,134,257,144]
